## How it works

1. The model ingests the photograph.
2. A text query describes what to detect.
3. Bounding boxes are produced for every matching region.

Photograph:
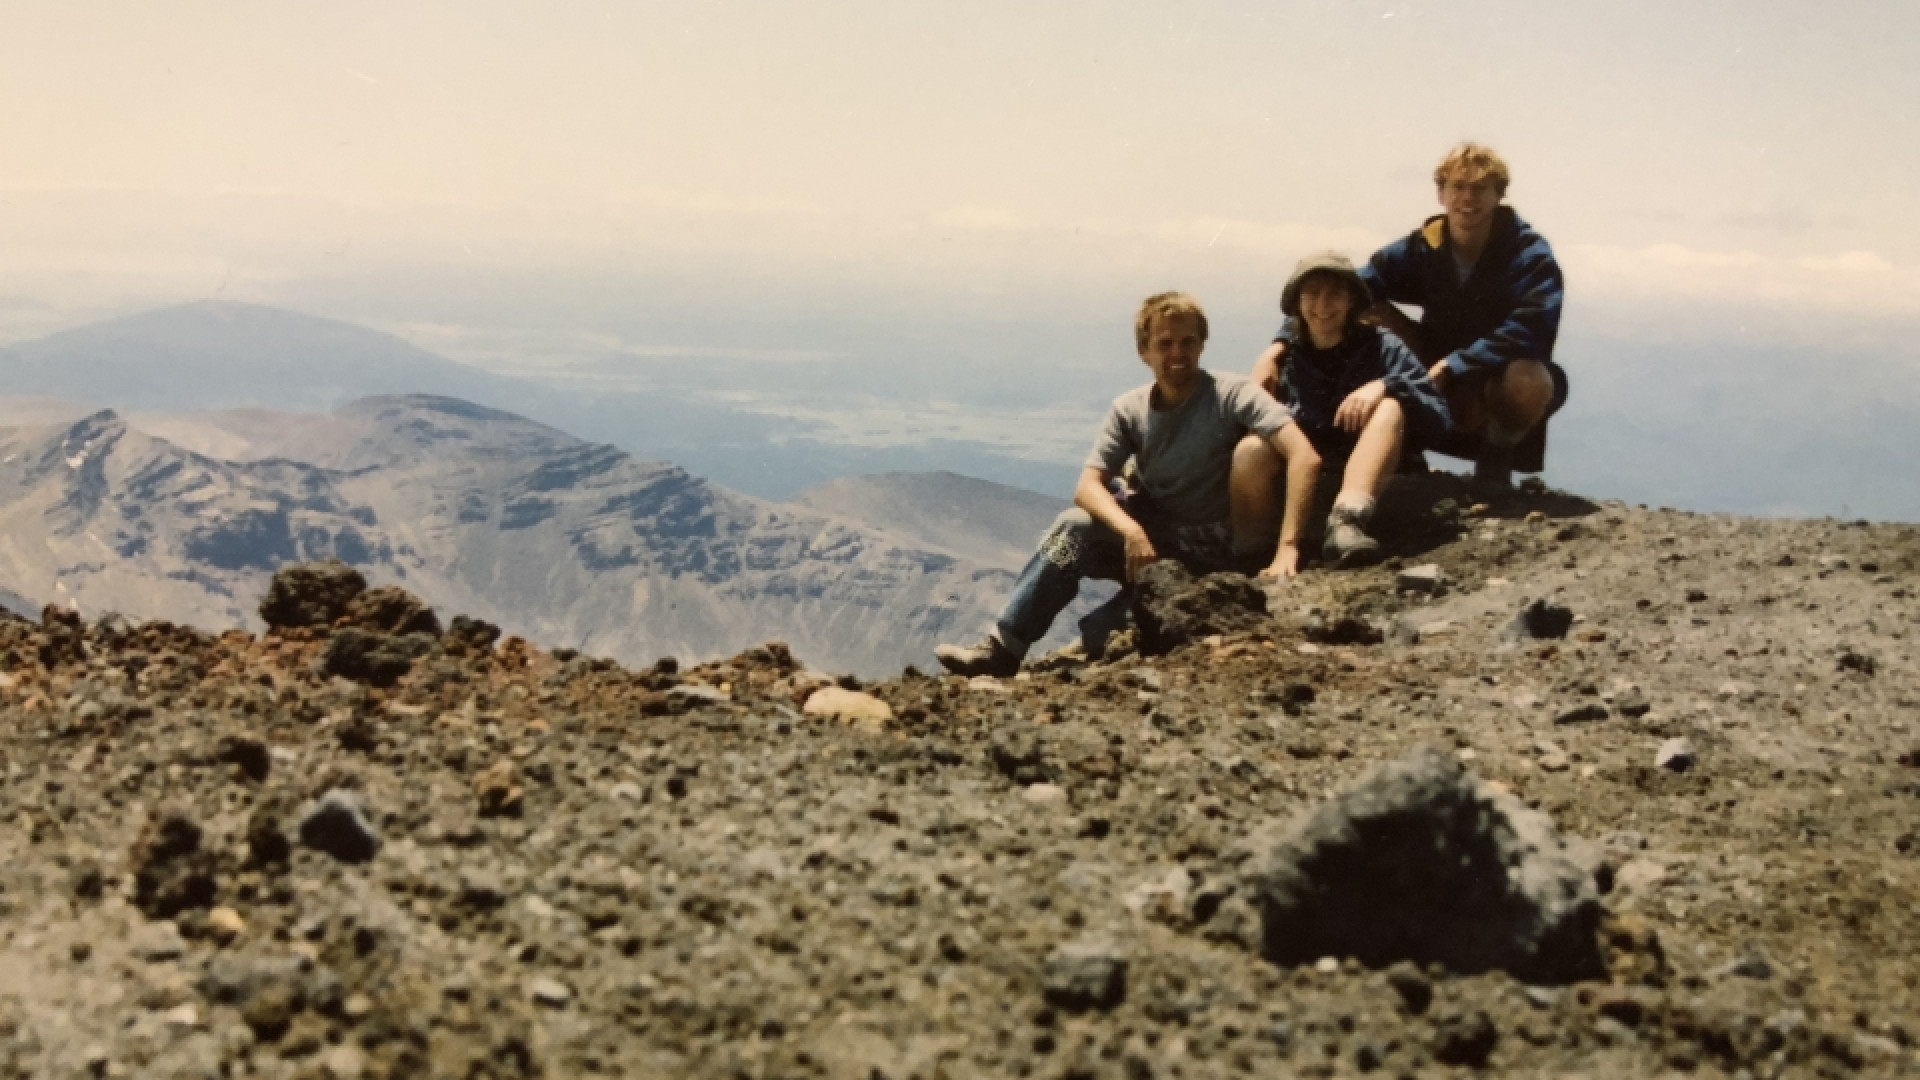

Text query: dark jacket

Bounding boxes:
[1360,206,1563,378]
[1272,322,1451,453]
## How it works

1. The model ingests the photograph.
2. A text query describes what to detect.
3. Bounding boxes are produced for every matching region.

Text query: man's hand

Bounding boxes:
[1427,359,1451,389]
[1122,525,1159,583]
[1249,341,1286,398]
[1260,543,1301,580]
[1334,379,1388,433]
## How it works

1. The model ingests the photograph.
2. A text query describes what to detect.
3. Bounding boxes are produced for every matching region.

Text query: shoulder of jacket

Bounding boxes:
[1499,207,1556,256]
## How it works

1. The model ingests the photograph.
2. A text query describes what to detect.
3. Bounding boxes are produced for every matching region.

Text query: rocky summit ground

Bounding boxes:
[0,474,1917,1079]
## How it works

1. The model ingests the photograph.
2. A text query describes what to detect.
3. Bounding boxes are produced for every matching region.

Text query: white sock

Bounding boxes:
[1333,493,1376,522]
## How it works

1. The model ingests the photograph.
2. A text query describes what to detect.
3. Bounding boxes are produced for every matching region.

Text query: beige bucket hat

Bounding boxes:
[1280,250,1373,317]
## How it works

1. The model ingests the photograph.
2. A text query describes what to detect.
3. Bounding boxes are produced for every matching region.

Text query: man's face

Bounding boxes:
[1298,275,1353,341]
[1438,171,1501,235]
[1139,312,1205,393]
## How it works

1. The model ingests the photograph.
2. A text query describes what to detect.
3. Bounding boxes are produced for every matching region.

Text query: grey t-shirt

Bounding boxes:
[1084,370,1293,527]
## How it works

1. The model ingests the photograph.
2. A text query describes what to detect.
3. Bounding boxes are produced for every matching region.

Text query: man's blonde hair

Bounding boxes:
[1433,142,1510,196]
[1134,292,1209,352]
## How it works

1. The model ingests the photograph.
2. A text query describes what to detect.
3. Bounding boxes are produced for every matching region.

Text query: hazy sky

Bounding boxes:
[3,2,1917,514]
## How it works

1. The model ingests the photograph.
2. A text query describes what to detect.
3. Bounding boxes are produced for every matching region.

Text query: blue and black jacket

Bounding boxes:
[1360,206,1564,379]
[1271,322,1451,457]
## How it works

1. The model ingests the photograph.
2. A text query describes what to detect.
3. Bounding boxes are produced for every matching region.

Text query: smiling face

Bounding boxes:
[1139,312,1206,399]
[1438,171,1501,240]
[1298,273,1355,347]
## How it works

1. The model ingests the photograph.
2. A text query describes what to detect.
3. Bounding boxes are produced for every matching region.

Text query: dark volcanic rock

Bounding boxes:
[1238,744,1604,983]
[246,805,291,867]
[130,809,218,918]
[445,614,502,655]
[1502,599,1574,641]
[1655,737,1698,772]
[259,559,368,629]
[1131,561,1268,655]
[216,733,272,781]
[343,584,442,637]
[1385,961,1433,1014]
[1305,610,1385,646]
[1432,1008,1500,1067]
[1554,703,1610,726]
[319,627,425,686]
[298,790,381,863]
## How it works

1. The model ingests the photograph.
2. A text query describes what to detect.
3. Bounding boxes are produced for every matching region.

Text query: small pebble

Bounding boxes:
[1656,737,1697,772]
[205,906,246,943]
[528,977,572,1008]
[1024,783,1068,806]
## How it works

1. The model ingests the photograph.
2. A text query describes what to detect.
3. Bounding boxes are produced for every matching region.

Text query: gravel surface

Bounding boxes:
[1,475,1916,1078]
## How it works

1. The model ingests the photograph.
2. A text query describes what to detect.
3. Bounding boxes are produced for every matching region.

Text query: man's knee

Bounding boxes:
[1232,432,1282,484]
[1050,507,1095,531]
[1494,360,1555,418]
[1037,508,1101,569]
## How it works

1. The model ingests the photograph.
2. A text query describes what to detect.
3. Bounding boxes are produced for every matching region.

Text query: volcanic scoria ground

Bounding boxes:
[1,476,1917,1079]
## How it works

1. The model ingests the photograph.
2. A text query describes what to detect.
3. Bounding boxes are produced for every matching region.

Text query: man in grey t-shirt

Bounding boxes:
[935,292,1322,678]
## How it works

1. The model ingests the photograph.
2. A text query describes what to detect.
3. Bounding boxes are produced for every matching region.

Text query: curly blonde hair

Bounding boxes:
[1134,292,1209,352]
[1433,142,1510,197]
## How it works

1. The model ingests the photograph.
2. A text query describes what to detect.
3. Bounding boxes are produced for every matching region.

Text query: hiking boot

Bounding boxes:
[1321,504,1382,569]
[933,636,1021,677]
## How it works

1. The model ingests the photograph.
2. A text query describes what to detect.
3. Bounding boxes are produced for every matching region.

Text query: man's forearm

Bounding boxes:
[1074,468,1142,539]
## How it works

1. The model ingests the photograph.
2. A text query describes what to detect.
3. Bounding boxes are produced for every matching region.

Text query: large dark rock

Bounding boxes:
[343,584,441,637]
[319,627,428,687]
[1131,561,1268,656]
[259,559,367,630]
[1238,744,1605,984]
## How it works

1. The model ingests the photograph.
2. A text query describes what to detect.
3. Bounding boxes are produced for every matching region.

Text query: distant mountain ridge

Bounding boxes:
[789,470,1068,567]
[0,302,512,413]
[0,395,1050,676]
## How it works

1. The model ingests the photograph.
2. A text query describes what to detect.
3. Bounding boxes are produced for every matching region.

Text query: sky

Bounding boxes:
[2,1,1917,517]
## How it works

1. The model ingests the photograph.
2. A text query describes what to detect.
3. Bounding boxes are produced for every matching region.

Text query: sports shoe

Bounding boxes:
[934,636,1021,677]
[1321,503,1382,569]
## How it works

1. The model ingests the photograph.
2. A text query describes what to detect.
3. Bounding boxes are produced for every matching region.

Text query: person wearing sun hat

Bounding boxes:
[1232,251,1450,567]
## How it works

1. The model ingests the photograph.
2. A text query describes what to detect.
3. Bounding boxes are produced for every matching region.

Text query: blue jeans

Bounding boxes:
[993,507,1240,658]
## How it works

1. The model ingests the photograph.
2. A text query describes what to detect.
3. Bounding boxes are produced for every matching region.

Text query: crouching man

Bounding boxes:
[935,292,1320,678]
[1362,143,1567,492]
[1238,252,1452,567]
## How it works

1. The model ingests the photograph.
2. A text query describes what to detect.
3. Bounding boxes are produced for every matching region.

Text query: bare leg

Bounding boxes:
[1483,359,1555,448]
[1337,397,1404,504]
[1230,433,1282,552]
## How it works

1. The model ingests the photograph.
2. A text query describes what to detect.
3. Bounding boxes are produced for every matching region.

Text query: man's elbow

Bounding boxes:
[1073,471,1110,509]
